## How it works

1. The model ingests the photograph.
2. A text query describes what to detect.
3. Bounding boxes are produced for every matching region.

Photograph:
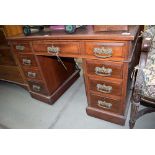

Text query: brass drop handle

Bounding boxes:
[96,83,112,94]
[22,58,31,65]
[16,45,25,51]
[27,72,36,78]
[47,45,60,53]
[93,47,112,58]
[95,66,112,76]
[97,100,112,109]
[32,85,41,92]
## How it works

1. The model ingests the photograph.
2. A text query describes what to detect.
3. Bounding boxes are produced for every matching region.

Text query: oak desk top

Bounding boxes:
[7,26,139,41]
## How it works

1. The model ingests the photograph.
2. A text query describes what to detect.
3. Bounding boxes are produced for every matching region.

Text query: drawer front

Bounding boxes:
[18,54,37,67]
[28,81,49,95]
[0,66,24,83]
[85,59,123,79]
[85,41,126,59]
[88,77,122,96]
[12,42,31,53]
[89,94,122,114]
[23,68,42,81]
[0,49,16,66]
[32,41,80,55]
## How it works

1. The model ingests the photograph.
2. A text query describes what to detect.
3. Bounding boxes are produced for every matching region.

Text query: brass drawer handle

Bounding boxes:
[97,100,112,109]
[95,66,112,76]
[93,47,112,58]
[96,84,112,94]
[27,72,36,78]
[22,58,31,65]
[16,45,25,51]
[47,45,60,53]
[32,84,41,92]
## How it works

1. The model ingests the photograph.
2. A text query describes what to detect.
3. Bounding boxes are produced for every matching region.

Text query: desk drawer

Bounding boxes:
[23,68,42,81]
[89,93,122,114]
[12,42,31,53]
[85,41,126,59]
[18,54,37,67]
[85,59,123,79]
[32,41,80,55]
[28,81,49,95]
[0,65,24,83]
[88,77,122,96]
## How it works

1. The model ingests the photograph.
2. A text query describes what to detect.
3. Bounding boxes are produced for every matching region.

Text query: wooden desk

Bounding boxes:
[7,26,141,125]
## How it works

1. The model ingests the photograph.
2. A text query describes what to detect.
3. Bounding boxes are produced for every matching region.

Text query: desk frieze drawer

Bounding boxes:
[85,41,127,59]
[18,54,37,67]
[28,81,49,95]
[12,42,32,53]
[89,94,122,114]
[32,41,80,55]
[23,68,42,80]
[85,59,123,79]
[88,77,122,96]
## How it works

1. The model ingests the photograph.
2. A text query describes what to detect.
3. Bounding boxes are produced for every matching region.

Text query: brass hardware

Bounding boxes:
[96,84,112,93]
[32,85,41,92]
[95,66,112,76]
[47,46,67,71]
[93,47,112,58]
[22,58,31,65]
[27,72,36,78]
[47,45,60,53]
[16,45,25,51]
[97,100,112,109]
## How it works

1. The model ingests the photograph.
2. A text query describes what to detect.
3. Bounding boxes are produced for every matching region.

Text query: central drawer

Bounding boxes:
[32,41,80,55]
[88,77,122,96]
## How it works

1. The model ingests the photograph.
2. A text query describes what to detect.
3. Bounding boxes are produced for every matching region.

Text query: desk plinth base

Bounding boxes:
[30,69,80,104]
[86,107,127,126]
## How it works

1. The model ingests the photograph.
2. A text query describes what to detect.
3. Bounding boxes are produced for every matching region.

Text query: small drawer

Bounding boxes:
[85,41,126,59]
[28,81,49,95]
[32,41,80,55]
[23,68,42,80]
[12,42,31,53]
[18,54,37,67]
[89,94,122,114]
[88,77,122,96]
[85,59,123,79]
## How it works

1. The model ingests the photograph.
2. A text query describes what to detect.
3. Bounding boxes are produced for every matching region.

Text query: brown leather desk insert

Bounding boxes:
[7,26,142,125]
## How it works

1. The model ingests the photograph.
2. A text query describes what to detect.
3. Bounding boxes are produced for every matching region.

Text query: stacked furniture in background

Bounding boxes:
[0,26,25,86]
